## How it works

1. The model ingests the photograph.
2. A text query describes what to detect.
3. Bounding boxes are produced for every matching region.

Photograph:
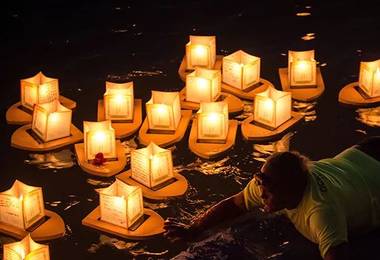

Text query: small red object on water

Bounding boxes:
[93,152,106,166]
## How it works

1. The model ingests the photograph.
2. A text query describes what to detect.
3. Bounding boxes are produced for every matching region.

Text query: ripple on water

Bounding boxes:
[107,70,166,82]
[25,149,75,169]
[356,106,380,127]
[292,100,318,122]
[253,132,294,163]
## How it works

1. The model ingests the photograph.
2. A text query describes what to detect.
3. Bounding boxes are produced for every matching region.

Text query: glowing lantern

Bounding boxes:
[131,142,174,188]
[31,100,72,142]
[254,87,291,129]
[222,50,261,90]
[0,180,45,230]
[3,234,50,260]
[186,68,221,103]
[104,81,134,121]
[197,102,229,142]
[20,72,59,111]
[146,91,181,132]
[288,50,317,87]
[359,59,380,98]
[97,179,144,228]
[84,121,116,162]
[186,35,216,70]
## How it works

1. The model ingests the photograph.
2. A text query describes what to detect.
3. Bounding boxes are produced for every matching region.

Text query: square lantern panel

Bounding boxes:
[186,35,216,70]
[288,50,317,87]
[197,101,229,143]
[0,180,45,230]
[146,91,181,132]
[3,234,50,260]
[104,81,134,121]
[131,142,174,189]
[359,59,380,98]
[20,72,59,111]
[32,100,72,142]
[254,87,292,129]
[84,121,116,161]
[186,68,221,103]
[98,179,144,229]
[223,50,261,90]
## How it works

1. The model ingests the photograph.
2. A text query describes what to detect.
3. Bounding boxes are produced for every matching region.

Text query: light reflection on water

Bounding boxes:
[107,70,166,82]
[292,100,318,122]
[356,106,380,127]
[25,149,75,169]
[252,132,294,163]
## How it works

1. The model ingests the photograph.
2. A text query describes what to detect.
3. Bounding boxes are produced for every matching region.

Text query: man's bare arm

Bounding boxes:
[164,192,247,241]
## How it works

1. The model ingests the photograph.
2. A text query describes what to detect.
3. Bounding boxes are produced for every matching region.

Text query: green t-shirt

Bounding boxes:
[243,147,380,258]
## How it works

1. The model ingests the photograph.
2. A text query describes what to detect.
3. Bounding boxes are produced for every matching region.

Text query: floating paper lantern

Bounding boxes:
[254,87,292,129]
[0,180,45,230]
[359,59,380,98]
[31,100,72,142]
[20,72,59,111]
[84,121,116,161]
[197,101,228,142]
[222,50,261,90]
[3,234,50,260]
[146,91,181,132]
[98,179,144,228]
[104,81,134,121]
[186,35,216,70]
[288,50,317,87]
[186,68,221,103]
[131,142,174,189]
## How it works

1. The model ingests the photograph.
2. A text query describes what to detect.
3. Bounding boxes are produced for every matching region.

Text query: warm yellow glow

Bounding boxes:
[94,131,106,142]
[113,196,125,208]
[288,50,316,86]
[194,45,207,57]
[359,59,380,97]
[186,68,221,103]
[39,84,49,97]
[155,104,167,114]
[222,50,260,89]
[14,244,26,259]
[197,78,208,90]
[207,112,220,124]
[197,102,228,141]
[49,112,59,123]
[104,81,134,121]
[375,68,380,82]
[114,94,124,104]
[254,87,291,129]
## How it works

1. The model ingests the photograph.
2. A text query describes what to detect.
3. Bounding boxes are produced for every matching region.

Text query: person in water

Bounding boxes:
[164,137,380,260]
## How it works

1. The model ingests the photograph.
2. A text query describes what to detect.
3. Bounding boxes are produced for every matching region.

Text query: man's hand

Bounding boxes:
[164,218,197,242]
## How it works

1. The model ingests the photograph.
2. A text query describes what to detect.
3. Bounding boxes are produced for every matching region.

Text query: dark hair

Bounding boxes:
[265,151,309,180]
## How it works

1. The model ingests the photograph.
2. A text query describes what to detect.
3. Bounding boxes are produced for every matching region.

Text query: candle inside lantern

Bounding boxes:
[254,87,291,129]
[3,234,50,260]
[186,68,221,103]
[84,121,116,161]
[20,72,59,110]
[32,100,72,142]
[288,50,317,87]
[359,59,380,98]
[223,50,261,90]
[0,180,45,230]
[104,81,134,121]
[98,179,144,228]
[131,142,174,188]
[146,91,181,132]
[197,101,229,142]
[186,35,216,70]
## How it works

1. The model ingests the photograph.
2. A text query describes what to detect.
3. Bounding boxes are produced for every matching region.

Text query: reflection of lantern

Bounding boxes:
[131,142,174,188]
[104,81,134,121]
[223,50,261,90]
[84,121,116,161]
[186,35,216,70]
[197,102,228,142]
[3,234,50,260]
[186,68,221,103]
[146,91,181,132]
[97,179,144,228]
[359,59,380,98]
[32,100,72,142]
[20,72,59,110]
[0,180,45,230]
[288,50,316,87]
[254,87,291,129]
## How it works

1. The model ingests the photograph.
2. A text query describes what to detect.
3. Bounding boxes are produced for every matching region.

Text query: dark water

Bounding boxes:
[1,1,380,259]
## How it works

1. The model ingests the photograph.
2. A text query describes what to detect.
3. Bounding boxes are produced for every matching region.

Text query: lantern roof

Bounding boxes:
[105,81,134,94]
[148,91,179,105]
[198,101,228,114]
[83,120,113,134]
[21,71,57,85]
[360,59,380,70]
[97,179,140,197]
[190,67,220,80]
[288,50,315,62]
[256,86,291,101]
[224,50,260,64]
[1,179,41,198]
[35,100,70,114]
[188,35,216,45]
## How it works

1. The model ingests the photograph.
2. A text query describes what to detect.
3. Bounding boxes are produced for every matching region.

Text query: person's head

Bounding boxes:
[254,151,309,213]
